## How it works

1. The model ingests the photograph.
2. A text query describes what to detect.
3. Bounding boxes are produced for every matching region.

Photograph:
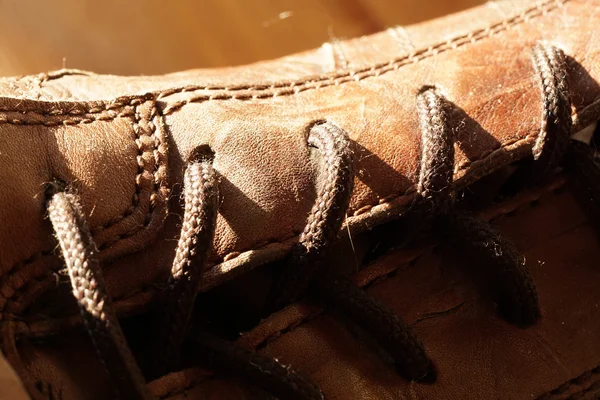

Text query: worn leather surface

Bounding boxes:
[0,0,599,398]
[151,176,600,400]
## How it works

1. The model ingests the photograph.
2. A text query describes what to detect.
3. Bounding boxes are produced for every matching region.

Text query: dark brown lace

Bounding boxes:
[48,160,323,400]
[154,159,219,373]
[47,192,152,400]
[45,42,599,400]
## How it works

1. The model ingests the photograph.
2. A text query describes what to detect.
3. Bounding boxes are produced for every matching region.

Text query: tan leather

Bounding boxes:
[152,176,600,399]
[241,176,600,400]
[0,0,599,398]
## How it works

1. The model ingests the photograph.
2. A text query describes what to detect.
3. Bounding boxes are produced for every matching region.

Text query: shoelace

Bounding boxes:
[45,42,600,400]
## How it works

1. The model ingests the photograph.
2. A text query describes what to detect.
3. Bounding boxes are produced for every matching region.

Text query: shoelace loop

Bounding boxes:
[44,41,600,400]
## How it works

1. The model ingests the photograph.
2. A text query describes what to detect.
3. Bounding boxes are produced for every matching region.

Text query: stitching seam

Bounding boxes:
[249,179,567,350]
[155,179,571,398]
[6,105,540,306]
[0,96,150,117]
[0,109,135,126]
[156,0,572,267]
[90,103,145,237]
[159,0,567,114]
[53,128,542,305]
[0,0,575,318]
[1,0,563,118]
[91,101,163,241]
[245,131,537,256]
[0,0,575,266]
[1,100,165,313]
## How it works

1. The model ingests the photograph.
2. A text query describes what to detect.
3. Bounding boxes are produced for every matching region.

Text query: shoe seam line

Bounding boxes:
[159,0,568,115]
[246,176,569,351]
[0,100,167,315]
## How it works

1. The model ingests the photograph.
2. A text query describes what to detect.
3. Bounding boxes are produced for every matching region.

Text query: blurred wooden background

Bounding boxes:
[0,0,483,76]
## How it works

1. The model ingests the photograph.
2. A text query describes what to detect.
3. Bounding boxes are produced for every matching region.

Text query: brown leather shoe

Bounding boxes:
[2,0,600,399]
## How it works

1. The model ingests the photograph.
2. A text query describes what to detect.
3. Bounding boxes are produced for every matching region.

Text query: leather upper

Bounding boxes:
[0,0,599,398]
[155,175,600,400]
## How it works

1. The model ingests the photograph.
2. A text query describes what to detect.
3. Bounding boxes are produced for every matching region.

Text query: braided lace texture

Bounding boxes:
[45,42,600,400]
[48,193,152,400]
[155,160,219,374]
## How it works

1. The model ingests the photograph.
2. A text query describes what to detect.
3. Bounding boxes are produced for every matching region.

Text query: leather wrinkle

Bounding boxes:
[0,0,577,288]
[1,1,599,395]
[4,90,556,312]
[7,175,574,337]
[6,116,543,324]
[0,3,595,388]
[158,175,588,398]
[245,176,568,352]
[2,36,592,372]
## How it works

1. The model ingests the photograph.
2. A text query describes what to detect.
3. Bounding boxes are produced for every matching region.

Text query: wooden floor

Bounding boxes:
[0,0,483,76]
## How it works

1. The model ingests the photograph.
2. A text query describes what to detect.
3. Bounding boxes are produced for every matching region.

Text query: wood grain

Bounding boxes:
[0,0,483,76]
